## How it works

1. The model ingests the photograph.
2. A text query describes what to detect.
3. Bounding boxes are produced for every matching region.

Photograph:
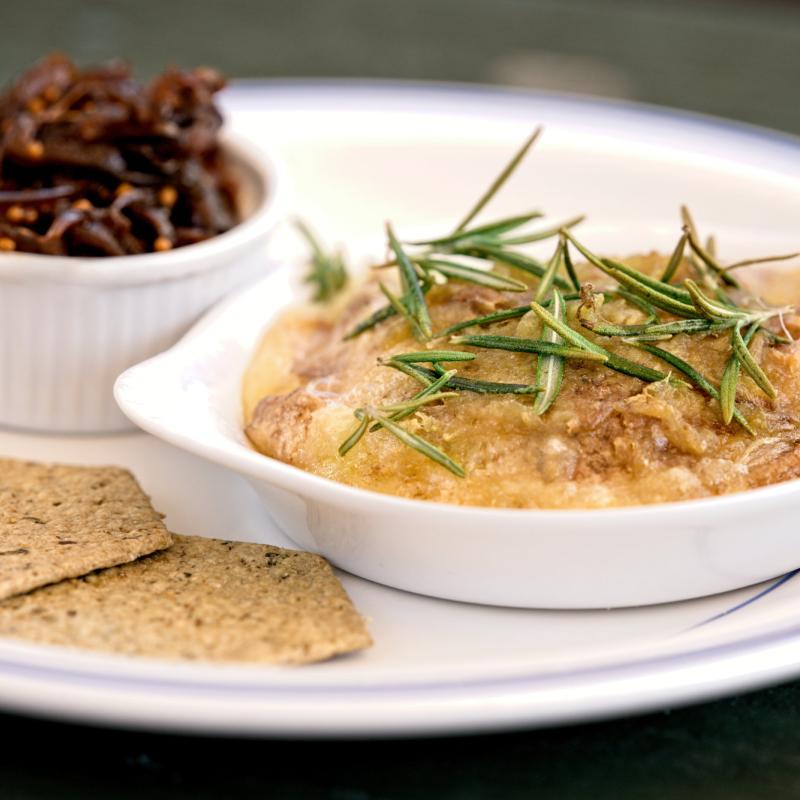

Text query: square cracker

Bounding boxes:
[0,535,372,664]
[0,460,172,601]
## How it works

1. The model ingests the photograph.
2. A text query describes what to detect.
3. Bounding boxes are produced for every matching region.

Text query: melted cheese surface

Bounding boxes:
[244,255,800,508]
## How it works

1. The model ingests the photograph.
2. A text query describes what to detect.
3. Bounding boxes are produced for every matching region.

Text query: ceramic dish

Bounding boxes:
[4,82,800,737]
[117,83,800,609]
[115,263,800,609]
[0,132,283,434]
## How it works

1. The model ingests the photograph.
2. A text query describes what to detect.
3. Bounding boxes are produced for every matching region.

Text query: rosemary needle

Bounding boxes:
[338,415,370,457]
[453,127,542,232]
[436,305,533,337]
[681,205,739,289]
[386,222,432,340]
[720,323,758,424]
[496,215,585,246]
[724,251,800,271]
[534,240,565,304]
[377,370,457,426]
[370,412,465,477]
[450,334,609,362]
[397,363,541,395]
[562,236,581,292]
[731,321,776,399]
[378,281,425,340]
[660,231,689,284]
[415,257,529,292]
[343,280,433,341]
[407,211,544,247]
[460,242,572,290]
[533,288,566,415]
[388,350,476,363]
[685,280,750,322]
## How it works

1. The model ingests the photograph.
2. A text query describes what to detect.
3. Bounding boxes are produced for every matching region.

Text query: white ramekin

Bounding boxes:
[115,267,800,609]
[0,132,283,433]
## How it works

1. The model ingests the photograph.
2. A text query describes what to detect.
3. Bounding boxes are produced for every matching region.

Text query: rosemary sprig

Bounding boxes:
[348,126,579,340]
[528,301,673,384]
[577,289,726,338]
[563,230,697,316]
[630,342,755,434]
[533,288,566,414]
[437,289,649,338]
[331,128,799,469]
[378,369,457,427]
[339,384,464,476]
[294,219,348,302]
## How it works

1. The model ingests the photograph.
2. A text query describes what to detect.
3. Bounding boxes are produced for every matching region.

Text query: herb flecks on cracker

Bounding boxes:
[0,535,371,664]
[0,460,172,601]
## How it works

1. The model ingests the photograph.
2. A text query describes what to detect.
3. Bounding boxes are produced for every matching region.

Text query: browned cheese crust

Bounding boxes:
[243,256,800,509]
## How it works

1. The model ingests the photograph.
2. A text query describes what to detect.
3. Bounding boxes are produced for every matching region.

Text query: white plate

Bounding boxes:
[2,81,800,736]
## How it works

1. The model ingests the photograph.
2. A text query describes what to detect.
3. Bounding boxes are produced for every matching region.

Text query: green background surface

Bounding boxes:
[3,1,800,797]
[5,686,800,799]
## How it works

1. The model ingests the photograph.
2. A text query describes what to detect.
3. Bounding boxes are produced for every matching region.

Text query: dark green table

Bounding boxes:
[3,1,800,795]
[4,684,800,799]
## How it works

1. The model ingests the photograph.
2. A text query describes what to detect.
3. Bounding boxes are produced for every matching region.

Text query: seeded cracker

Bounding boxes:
[0,460,172,601]
[0,535,372,664]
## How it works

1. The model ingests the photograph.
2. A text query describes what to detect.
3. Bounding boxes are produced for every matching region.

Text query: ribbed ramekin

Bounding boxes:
[0,133,283,433]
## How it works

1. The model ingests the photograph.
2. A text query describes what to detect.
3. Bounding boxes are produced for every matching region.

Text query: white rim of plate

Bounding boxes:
[7,80,800,735]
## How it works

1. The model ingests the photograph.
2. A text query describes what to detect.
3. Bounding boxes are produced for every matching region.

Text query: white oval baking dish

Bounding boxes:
[114,266,800,609]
